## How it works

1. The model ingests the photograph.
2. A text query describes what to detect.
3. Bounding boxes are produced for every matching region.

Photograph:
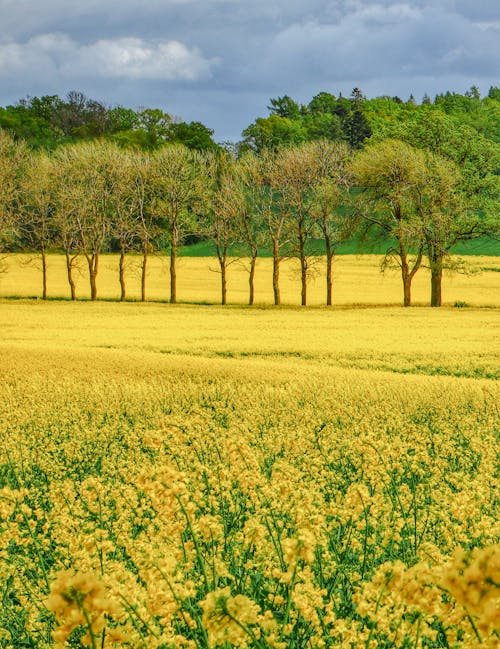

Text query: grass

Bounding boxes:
[179,235,500,257]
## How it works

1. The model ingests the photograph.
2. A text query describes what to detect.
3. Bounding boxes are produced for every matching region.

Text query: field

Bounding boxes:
[0,253,500,306]
[0,266,499,647]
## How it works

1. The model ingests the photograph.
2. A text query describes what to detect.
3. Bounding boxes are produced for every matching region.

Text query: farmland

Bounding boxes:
[0,253,499,307]
[0,276,499,647]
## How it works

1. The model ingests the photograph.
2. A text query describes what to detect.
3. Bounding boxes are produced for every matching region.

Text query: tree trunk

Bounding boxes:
[220,260,227,305]
[430,267,442,307]
[41,249,47,300]
[301,258,307,306]
[65,252,76,301]
[403,275,411,307]
[141,249,147,302]
[119,247,126,302]
[170,244,177,304]
[401,260,411,307]
[88,253,98,301]
[324,233,334,306]
[299,234,307,306]
[248,253,257,306]
[326,247,334,306]
[272,240,280,306]
[404,246,424,307]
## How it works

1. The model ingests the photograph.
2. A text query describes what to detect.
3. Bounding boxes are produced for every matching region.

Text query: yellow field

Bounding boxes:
[0,252,499,306]
[0,299,499,647]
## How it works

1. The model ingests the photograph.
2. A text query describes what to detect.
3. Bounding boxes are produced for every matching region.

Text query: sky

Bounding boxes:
[0,0,499,141]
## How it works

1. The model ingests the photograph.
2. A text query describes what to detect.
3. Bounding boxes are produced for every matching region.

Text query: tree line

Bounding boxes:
[0,91,218,151]
[1,134,498,307]
[0,86,498,307]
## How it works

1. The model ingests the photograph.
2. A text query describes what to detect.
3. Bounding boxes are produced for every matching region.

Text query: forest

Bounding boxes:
[0,86,499,307]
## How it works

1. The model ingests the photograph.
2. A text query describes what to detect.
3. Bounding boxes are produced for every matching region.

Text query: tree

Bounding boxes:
[241,115,307,153]
[349,140,428,307]
[267,96,302,119]
[135,109,173,149]
[257,150,289,305]
[51,148,82,300]
[0,130,27,265]
[303,112,344,142]
[375,111,500,304]
[150,145,203,303]
[345,108,372,148]
[350,88,366,104]
[308,141,353,306]
[488,86,500,101]
[200,151,242,305]
[416,151,490,307]
[67,142,121,300]
[235,153,269,305]
[109,148,144,301]
[270,144,321,306]
[18,153,57,299]
[170,121,218,151]
[308,92,337,115]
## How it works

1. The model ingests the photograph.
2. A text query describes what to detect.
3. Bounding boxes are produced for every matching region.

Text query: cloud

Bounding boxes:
[0,0,498,140]
[254,2,500,88]
[0,33,217,82]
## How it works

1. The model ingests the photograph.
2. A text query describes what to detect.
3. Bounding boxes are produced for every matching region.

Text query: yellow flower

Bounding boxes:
[200,587,260,647]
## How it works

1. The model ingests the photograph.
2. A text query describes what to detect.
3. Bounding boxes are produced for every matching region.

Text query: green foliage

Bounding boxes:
[0,92,217,152]
[169,121,218,151]
[242,90,375,152]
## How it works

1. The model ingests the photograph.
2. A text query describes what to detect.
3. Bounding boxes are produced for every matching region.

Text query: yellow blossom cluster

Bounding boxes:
[0,300,498,647]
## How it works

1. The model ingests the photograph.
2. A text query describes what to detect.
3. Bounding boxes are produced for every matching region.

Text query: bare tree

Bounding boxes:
[67,142,120,301]
[201,151,242,305]
[110,149,144,301]
[0,130,27,272]
[150,145,203,303]
[235,153,269,305]
[270,145,321,306]
[51,148,83,300]
[255,149,288,305]
[18,153,57,299]
[308,141,354,306]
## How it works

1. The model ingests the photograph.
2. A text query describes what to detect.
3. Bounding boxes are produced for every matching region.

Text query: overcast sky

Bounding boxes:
[0,0,499,141]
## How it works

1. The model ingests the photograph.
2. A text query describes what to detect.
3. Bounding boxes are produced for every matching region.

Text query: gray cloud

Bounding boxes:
[0,33,217,82]
[0,0,498,140]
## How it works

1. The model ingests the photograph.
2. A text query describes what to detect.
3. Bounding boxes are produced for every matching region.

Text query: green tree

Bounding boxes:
[349,140,428,306]
[267,95,302,119]
[345,108,372,148]
[376,110,500,304]
[307,92,338,115]
[170,121,218,151]
[241,115,307,153]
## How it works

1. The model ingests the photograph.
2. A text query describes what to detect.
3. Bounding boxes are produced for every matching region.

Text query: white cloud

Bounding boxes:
[0,33,217,81]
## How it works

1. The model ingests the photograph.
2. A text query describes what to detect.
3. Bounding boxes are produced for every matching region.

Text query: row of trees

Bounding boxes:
[1,114,498,307]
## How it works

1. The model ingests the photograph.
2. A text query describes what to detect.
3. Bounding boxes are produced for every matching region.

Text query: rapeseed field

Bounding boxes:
[0,295,499,647]
[1,253,499,306]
